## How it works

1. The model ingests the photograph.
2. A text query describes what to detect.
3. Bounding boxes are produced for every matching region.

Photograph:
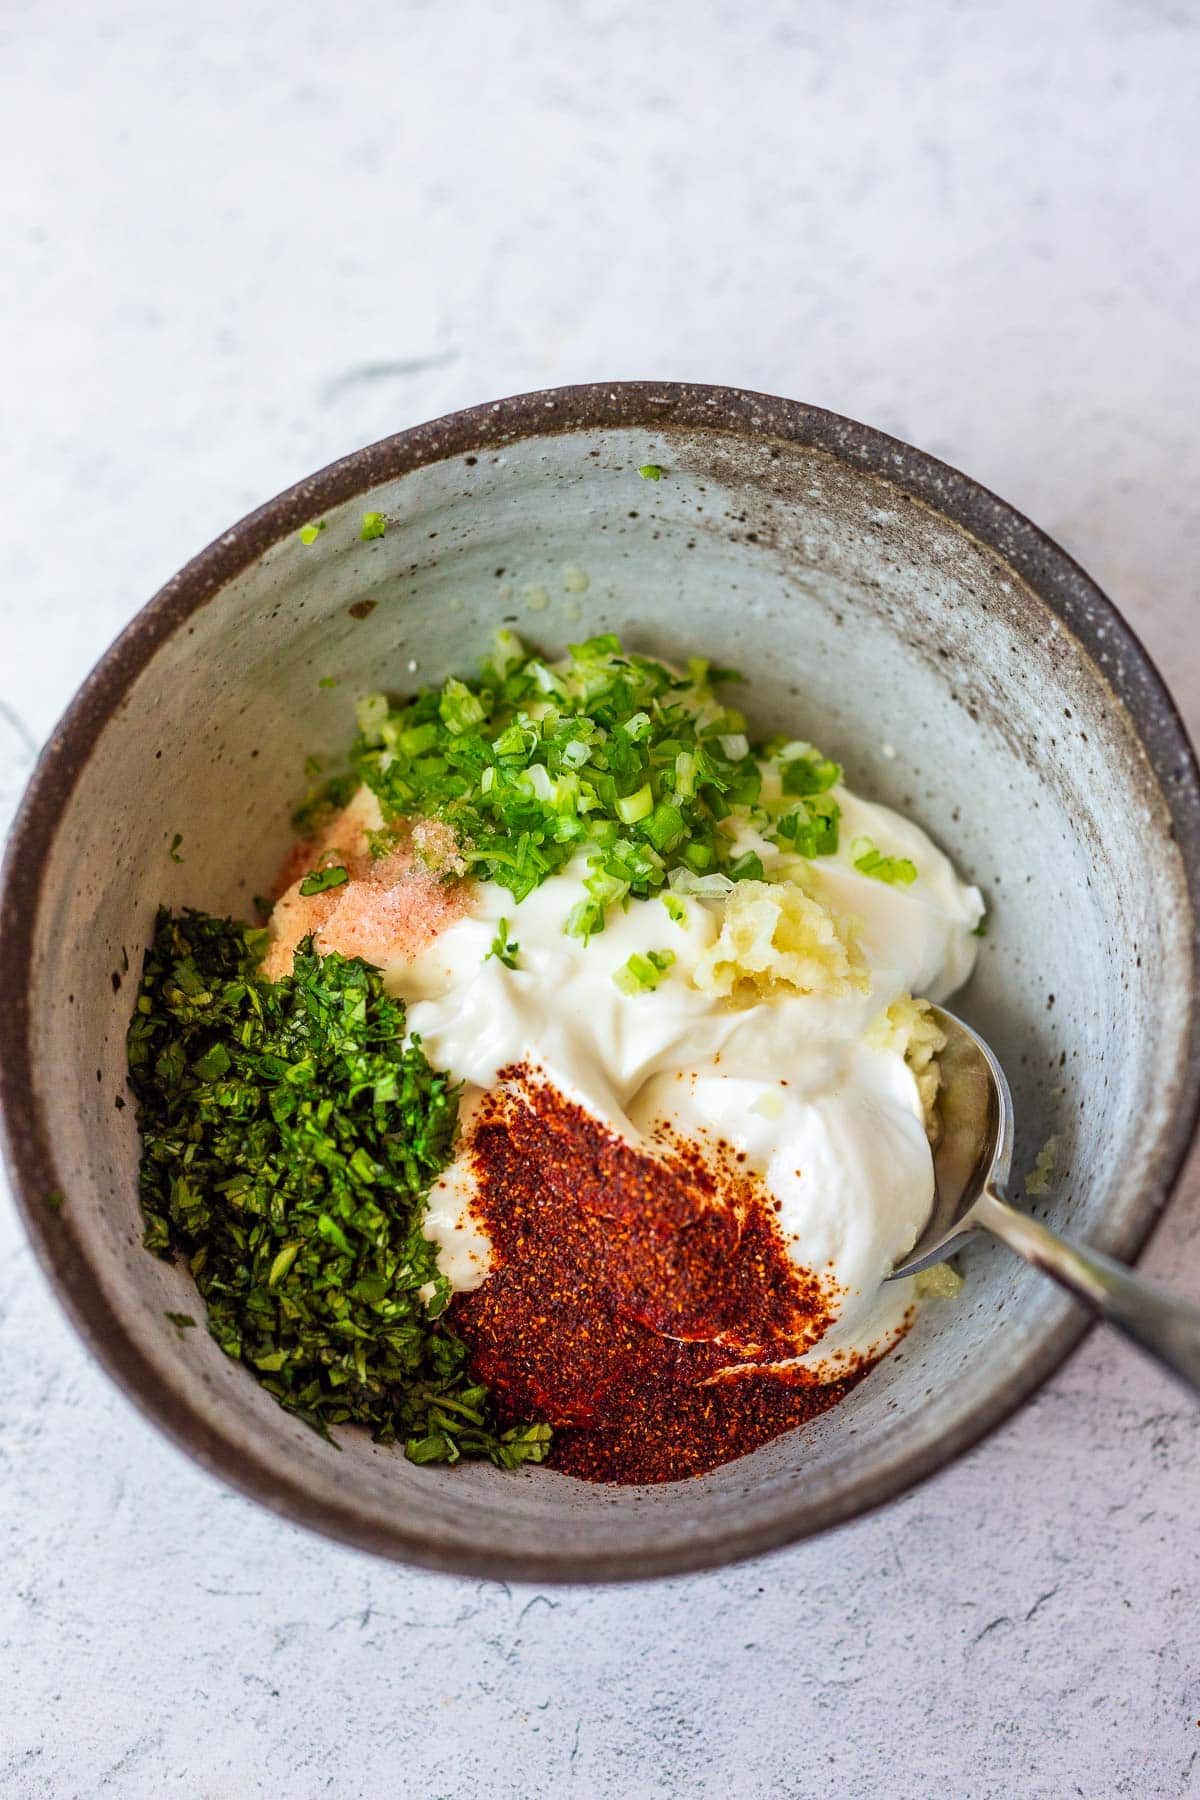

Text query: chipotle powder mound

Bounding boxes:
[450,1067,899,1485]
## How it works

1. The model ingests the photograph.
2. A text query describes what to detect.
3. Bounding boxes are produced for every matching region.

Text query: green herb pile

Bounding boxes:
[127,907,549,1469]
[335,631,848,940]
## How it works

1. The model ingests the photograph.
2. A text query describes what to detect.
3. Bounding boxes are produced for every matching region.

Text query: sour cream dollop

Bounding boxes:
[384,781,983,1371]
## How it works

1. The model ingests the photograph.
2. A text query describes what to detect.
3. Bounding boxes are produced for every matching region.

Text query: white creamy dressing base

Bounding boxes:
[384,781,983,1377]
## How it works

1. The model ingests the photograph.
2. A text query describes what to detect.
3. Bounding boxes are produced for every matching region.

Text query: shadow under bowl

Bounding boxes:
[2,383,1199,1582]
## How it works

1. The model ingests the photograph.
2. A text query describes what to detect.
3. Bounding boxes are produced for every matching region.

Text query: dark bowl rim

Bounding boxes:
[2,380,1199,1583]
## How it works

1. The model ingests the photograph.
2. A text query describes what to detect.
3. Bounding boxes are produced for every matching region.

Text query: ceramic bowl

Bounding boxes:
[3,384,1198,1582]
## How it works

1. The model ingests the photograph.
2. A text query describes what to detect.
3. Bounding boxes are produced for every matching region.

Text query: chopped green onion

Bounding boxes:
[642,801,686,852]
[360,511,386,541]
[564,897,606,942]
[616,784,654,825]
[851,836,917,885]
[779,749,841,796]
[340,632,839,937]
[612,948,675,994]
[668,867,734,897]
[489,627,526,676]
[356,692,389,743]
[727,850,765,881]
[637,463,663,480]
[398,720,439,758]
[486,918,521,969]
[299,520,326,546]
[438,677,486,735]
[772,794,840,858]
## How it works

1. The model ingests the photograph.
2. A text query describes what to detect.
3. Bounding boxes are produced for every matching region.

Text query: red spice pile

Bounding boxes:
[450,1068,887,1485]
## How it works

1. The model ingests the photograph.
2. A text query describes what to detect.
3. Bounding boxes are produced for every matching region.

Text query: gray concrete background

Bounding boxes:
[2,3,1198,1795]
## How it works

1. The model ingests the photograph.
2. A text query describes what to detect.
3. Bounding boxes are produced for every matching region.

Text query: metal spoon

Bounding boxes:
[889,1005,1200,1395]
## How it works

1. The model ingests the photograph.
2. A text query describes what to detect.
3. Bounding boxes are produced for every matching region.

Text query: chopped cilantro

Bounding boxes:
[973,913,988,938]
[169,833,184,863]
[360,511,386,541]
[851,836,917,885]
[486,918,521,970]
[298,864,349,896]
[613,948,675,995]
[637,464,663,480]
[165,1311,197,1338]
[727,850,764,881]
[300,521,327,546]
[127,907,547,1468]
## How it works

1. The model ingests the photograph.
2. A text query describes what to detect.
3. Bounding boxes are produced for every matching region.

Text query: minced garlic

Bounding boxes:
[1025,1134,1060,1196]
[914,1262,963,1298]
[691,879,869,1002]
[868,995,947,1139]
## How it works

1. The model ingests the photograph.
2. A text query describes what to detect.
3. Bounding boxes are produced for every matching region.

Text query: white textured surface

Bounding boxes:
[2,3,1199,1794]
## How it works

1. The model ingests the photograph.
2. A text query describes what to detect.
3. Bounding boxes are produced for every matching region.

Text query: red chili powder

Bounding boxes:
[450,1067,899,1485]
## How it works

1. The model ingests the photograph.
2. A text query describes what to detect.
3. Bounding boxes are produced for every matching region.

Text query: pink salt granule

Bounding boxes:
[260,787,470,980]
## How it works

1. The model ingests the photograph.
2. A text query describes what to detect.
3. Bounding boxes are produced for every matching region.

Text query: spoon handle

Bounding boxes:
[974,1188,1200,1395]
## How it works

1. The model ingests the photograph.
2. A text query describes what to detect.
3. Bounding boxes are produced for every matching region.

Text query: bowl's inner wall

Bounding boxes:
[26,424,1191,1572]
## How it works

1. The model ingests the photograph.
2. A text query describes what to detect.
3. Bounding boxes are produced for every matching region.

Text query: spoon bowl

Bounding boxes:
[892,1007,1200,1397]
[892,1005,1014,1276]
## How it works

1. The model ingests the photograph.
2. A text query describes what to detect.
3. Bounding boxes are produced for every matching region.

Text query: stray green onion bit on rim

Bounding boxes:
[637,463,663,480]
[300,520,326,546]
[360,511,386,541]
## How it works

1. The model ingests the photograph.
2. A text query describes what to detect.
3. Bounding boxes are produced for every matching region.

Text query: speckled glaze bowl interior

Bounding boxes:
[3,384,1199,1582]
